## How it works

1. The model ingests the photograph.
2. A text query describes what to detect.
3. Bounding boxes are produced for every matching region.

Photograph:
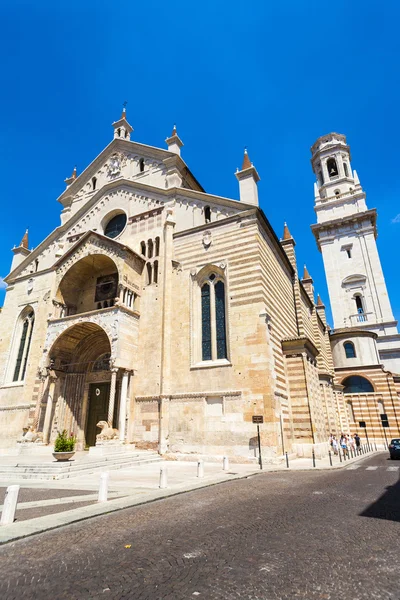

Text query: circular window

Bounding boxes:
[104,214,127,239]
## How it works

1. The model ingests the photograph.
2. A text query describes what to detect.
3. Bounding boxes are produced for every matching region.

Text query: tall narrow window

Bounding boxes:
[12,310,35,382]
[215,281,227,359]
[139,158,145,173]
[198,271,228,362]
[355,295,365,321]
[140,241,146,256]
[378,400,385,415]
[92,177,97,190]
[147,239,153,259]
[204,206,211,224]
[201,284,212,361]
[155,237,160,256]
[343,162,349,177]
[344,341,356,358]
[153,260,158,284]
[147,263,152,285]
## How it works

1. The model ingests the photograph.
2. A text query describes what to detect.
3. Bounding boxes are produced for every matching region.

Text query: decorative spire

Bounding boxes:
[241,148,252,171]
[317,294,325,307]
[282,222,292,241]
[165,124,183,156]
[121,101,128,120]
[20,229,29,249]
[302,264,312,280]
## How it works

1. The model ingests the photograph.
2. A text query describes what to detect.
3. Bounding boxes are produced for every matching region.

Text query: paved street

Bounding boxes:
[0,453,399,600]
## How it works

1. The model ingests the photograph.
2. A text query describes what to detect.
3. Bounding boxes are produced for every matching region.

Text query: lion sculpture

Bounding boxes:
[96,420,119,441]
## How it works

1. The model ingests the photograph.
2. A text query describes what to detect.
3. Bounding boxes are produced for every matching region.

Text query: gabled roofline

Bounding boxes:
[57,137,206,206]
[52,230,145,270]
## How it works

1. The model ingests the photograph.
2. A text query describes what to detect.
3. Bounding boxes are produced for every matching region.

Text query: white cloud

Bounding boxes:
[0,277,7,290]
[392,214,400,224]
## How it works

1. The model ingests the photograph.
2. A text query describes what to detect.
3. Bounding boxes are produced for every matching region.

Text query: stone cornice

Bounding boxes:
[135,390,241,401]
[281,336,319,359]
[311,209,377,250]
[330,328,378,340]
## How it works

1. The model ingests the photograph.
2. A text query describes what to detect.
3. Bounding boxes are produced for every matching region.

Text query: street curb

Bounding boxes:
[0,451,383,546]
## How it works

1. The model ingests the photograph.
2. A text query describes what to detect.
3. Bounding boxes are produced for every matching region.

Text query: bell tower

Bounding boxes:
[311,133,400,373]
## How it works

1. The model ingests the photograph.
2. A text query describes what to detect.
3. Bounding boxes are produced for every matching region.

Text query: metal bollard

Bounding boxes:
[328,451,332,467]
[375,442,377,452]
[1,485,20,525]
[285,452,289,468]
[159,466,168,489]
[197,460,204,478]
[339,449,342,463]
[223,456,229,471]
[98,472,109,503]
[312,449,316,468]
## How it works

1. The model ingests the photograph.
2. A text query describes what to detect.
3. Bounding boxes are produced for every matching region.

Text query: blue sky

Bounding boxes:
[1,1,400,325]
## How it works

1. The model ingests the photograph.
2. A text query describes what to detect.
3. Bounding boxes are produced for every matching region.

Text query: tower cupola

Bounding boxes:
[112,105,133,141]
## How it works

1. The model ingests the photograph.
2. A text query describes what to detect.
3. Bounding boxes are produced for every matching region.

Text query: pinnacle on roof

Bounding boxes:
[303,264,312,280]
[241,148,252,171]
[171,124,177,137]
[20,229,29,249]
[282,222,292,241]
[121,106,127,120]
[316,294,325,307]
[71,166,77,180]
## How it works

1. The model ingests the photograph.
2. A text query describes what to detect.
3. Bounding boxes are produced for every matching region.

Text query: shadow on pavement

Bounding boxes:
[360,475,400,522]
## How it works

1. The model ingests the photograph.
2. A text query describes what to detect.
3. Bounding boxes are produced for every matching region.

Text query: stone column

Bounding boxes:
[108,368,118,427]
[42,372,57,444]
[119,371,129,441]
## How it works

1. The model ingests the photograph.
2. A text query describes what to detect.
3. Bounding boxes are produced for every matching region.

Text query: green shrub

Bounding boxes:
[54,430,76,452]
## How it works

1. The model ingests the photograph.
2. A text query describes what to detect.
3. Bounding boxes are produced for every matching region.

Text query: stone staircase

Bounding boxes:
[0,450,162,481]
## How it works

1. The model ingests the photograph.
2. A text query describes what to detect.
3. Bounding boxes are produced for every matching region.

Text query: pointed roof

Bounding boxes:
[241,149,252,171]
[171,124,177,137]
[282,222,292,241]
[121,106,127,120]
[20,229,29,249]
[302,264,312,280]
[316,294,325,307]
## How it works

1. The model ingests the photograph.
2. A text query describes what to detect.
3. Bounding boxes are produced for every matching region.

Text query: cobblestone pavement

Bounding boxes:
[0,453,399,600]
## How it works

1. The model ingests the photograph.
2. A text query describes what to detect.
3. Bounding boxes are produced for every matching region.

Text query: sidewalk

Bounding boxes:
[0,449,383,545]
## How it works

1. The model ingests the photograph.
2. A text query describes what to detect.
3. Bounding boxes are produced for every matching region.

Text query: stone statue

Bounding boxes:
[96,420,119,441]
[17,426,43,443]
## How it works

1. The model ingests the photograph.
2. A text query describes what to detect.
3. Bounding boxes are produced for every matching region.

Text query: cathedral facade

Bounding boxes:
[0,112,398,458]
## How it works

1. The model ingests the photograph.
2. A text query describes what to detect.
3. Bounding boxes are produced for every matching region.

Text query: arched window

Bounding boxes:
[378,400,385,414]
[344,341,356,359]
[104,213,127,239]
[343,162,349,177]
[347,401,356,422]
[327,158,338,178]
[139,158,145,173]
[342,376,374,394]
[146,263,152,285]
[12,309,35,382]
[200,273,227,361]
[204,206,211,224]
[147,239,153,259]
[155,237,160,256]
[92,177,97,190]
[355,295,364,312]
[117,128,121,137]
[140,241,146,256]
[153,260,158,284]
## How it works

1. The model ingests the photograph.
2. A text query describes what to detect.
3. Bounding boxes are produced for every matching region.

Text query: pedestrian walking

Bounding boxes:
[354,433,361,454]
[332,435,338,455]
[340,434,348,457]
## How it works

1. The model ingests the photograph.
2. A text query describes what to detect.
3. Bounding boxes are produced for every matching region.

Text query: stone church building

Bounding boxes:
[0,111,399,458]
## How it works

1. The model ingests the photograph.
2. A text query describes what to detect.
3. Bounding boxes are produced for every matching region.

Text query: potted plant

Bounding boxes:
[52,430,76,461]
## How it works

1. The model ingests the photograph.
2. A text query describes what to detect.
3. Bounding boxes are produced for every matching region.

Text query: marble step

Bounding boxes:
[0,454,162,480]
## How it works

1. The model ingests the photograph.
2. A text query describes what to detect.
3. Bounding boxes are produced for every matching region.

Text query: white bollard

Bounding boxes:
[197,460,204,478]
[98,472,109,502]
[1,485,20,526]
[223,456,229,471]
[159,466,168,489]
